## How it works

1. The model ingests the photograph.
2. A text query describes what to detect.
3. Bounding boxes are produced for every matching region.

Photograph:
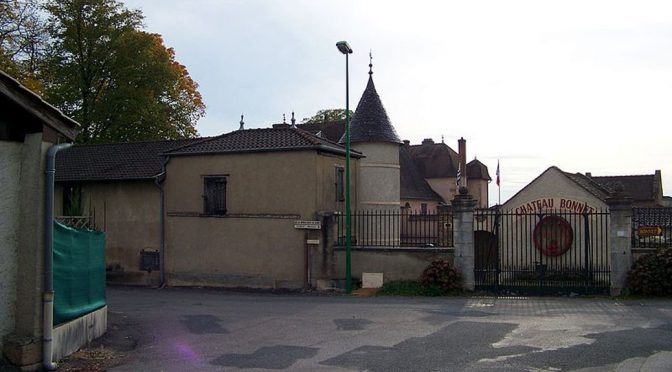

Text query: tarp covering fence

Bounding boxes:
[53,221,106,325]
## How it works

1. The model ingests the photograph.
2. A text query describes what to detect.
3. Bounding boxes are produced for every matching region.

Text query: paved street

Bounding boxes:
[105,287,672,371]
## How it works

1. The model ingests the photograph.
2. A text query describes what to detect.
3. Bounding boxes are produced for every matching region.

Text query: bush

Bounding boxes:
[627,247,672,296]
[420,258,463,293]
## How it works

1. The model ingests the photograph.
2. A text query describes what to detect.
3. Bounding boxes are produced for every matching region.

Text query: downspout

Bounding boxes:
[43,142,72,371]
[154,155,170,287]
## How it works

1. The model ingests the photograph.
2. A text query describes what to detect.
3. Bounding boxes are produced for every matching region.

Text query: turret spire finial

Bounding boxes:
[239,114,244,130]
[290,111,296,128]
[369,50,373,76]
[283,113,286,124]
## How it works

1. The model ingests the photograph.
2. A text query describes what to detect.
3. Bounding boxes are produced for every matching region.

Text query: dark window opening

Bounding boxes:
[421,203,428,215]
[335,166,345,202]
[63,183,82,216]
[204,176,227,215]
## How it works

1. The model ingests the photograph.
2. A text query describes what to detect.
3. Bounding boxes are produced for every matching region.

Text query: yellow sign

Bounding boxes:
[638,226,663,237]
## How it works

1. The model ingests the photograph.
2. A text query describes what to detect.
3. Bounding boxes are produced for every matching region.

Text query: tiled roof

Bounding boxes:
[340,76,402,144]
[400,145,443,201]
[56,138,205,182]
[296,120,345,143]
[467,159,492,181]
[564,172,611,201]
[591,175,656,203]
[166,127,359,157]
[406,142,459,179]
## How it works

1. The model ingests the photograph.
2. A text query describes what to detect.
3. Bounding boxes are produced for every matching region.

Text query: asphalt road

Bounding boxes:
[105,287,672,371]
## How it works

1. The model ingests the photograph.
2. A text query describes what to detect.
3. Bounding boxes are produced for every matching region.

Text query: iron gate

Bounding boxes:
[474,208,610,295]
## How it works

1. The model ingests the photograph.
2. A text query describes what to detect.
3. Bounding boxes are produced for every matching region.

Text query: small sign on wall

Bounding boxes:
[294,220,321,229]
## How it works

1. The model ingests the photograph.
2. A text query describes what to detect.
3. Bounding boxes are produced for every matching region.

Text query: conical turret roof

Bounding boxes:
[339,75,402,145]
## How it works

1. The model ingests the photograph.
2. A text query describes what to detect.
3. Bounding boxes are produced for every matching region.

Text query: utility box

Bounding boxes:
[362,272,384,288]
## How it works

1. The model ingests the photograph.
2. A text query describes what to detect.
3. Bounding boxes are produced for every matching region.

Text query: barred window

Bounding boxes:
[335,166,345,202]
[204,176,227,215]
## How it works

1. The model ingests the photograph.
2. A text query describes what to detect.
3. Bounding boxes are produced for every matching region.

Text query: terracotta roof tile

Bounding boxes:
[166,127,357,157]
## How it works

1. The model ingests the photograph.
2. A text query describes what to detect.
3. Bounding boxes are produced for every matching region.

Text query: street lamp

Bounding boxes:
[336,40,353,294]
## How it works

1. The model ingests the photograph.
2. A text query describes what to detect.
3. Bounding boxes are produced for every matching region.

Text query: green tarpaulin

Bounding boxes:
[53,221,106,325]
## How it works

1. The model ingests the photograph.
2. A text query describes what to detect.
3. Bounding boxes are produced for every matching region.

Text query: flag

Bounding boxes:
[456,163,462,187]
[496,160,500,187]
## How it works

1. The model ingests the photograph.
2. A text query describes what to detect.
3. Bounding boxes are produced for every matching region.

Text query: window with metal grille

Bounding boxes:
[335,166,345,202]
[204,176,227,215]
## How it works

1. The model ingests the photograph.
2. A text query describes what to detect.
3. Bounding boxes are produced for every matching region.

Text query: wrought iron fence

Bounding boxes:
[474,208,610,295]
[335,209,453,248]
[632,208,672,248]
[55,215,97,230]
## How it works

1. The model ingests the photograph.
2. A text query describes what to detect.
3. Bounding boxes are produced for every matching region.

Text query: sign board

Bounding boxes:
[638,225,663,237]
[294,220,321,230]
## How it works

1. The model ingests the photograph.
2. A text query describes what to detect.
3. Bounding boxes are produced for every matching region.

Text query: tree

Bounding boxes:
[0,0,48,92]
[301,108,353,124]
[43,0,204,143]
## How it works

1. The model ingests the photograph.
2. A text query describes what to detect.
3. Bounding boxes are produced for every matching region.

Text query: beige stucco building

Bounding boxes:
[0,71,81,368]
[57,128,360,288]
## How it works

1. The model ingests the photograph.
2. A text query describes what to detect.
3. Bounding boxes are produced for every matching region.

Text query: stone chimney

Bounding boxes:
[403,140,410,146]
[422,138,434,145]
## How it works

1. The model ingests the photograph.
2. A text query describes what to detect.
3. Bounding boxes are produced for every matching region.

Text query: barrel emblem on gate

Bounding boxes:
[533,215,573,256]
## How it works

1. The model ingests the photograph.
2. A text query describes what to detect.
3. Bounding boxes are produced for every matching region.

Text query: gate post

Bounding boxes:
[606,186,633,296]
[452,187,477,291]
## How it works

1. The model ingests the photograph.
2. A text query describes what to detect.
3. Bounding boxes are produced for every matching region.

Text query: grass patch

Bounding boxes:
[377,280,450,297]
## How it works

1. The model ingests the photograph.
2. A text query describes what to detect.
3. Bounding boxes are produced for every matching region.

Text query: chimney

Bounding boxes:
[586,172,592,178]
[421,138,434,145]
[403,140,410,146]
[458,137,467,189]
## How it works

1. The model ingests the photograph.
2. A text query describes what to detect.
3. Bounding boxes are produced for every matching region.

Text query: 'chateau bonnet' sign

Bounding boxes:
[513,197,598,215]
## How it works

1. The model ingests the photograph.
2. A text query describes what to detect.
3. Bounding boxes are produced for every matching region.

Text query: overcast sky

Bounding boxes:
[124,0,672,206]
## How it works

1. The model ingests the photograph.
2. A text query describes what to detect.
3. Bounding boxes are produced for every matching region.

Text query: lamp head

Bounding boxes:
[336,41,353,54]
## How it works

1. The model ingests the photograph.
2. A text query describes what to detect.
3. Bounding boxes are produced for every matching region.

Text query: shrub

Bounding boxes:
[627,247,672,296]
[420,258,463,293]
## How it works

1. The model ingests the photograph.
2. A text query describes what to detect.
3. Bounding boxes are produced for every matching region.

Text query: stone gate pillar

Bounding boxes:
[606,187,633,296]
[452,188,477,291]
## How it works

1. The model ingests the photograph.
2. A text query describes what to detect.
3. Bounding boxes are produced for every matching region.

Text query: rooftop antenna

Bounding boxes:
[290,111,296,128]
[239,114,244,130]
[369,49,373,76]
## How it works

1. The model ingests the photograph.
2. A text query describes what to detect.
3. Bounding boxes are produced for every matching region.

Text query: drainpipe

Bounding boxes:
[153,155,170,287]
[44,142,72,371]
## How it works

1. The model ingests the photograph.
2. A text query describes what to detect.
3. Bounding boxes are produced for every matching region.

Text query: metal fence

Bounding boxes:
[55,215,97,230]
[474,208,610,295]
[632,208,672,248]
[335,209,453,248]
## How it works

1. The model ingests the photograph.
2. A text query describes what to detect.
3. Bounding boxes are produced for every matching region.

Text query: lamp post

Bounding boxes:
[336,40,353,293]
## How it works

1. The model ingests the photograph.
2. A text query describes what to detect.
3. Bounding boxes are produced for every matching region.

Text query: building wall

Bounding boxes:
[353,142,400,211]
[468,178,489,208]
[314,152,358,213]
[426,177,457,204]
[401,199,441,213]
[499,167,609,269]
[0,140,22,351]
[504,168,606,212]
[335,249,453,282]
[55,181,161,285]
[164,150,352,288]
[13,134,49,339]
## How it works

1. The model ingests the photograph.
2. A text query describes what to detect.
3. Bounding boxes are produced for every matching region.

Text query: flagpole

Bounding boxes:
[497,159,501,206]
